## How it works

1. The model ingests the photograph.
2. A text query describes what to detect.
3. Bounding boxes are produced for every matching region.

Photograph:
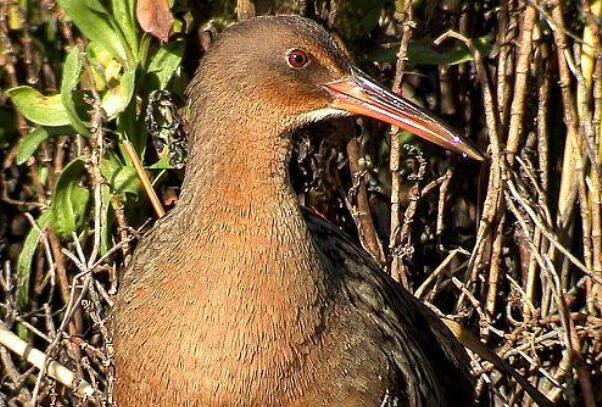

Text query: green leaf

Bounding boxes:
[61,47,90,135]
[16,211,50,311]
[57,0,130,64]
[50,159,90,237]
[113,165,142,195]
[87,41,114,67]
[147,155,173,170]
[7,86,71,126]
[101,158,142,197]
[101,68,136,118]
[84,0,108,14]
[116,97,144,156]
[16,128,50,165]
[39,166,49,186]
[112,0,138,58]
[100,150,123,175]
[146,39,184,90]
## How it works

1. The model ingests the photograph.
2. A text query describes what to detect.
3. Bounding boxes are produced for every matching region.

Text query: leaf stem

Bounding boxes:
[122,138,165,218]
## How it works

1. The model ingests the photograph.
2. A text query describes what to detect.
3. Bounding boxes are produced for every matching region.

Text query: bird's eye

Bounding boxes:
[287,49,309,69]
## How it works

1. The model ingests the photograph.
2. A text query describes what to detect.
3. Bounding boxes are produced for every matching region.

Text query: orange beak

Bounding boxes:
[324,68,484,161]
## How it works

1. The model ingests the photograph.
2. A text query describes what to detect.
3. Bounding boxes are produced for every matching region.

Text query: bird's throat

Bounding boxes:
[169,124,331,371]
[116,123,335,404]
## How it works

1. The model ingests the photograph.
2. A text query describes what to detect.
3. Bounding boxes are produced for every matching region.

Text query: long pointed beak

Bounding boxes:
[324,68,484,161]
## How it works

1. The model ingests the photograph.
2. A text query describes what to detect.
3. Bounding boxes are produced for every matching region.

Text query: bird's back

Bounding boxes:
[302,209,475,406]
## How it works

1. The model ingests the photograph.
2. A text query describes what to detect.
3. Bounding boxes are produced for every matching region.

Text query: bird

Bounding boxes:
[113,15,483,407]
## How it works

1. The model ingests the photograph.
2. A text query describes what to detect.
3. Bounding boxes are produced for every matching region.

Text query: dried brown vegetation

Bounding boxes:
[0,0,601,406]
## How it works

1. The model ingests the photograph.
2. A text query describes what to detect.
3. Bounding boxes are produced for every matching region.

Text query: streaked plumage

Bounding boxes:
[114,16,476,406]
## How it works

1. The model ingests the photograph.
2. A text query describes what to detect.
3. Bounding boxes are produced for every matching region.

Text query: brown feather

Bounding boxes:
[114,16,474,406]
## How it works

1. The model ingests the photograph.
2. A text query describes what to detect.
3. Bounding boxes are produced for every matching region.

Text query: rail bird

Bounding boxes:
[114,15,482,407]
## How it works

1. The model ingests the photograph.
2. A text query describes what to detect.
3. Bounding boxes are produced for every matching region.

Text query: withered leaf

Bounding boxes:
[136,0,173,42]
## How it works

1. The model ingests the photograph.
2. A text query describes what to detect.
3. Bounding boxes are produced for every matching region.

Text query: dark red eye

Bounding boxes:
[287,49,309,68]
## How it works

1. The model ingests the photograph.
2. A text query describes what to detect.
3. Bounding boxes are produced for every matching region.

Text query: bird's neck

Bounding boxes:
[181,122,294,216]
[174,121,330,347]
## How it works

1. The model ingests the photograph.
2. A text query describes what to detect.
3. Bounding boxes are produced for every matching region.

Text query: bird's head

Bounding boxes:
[187,15,483,161]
